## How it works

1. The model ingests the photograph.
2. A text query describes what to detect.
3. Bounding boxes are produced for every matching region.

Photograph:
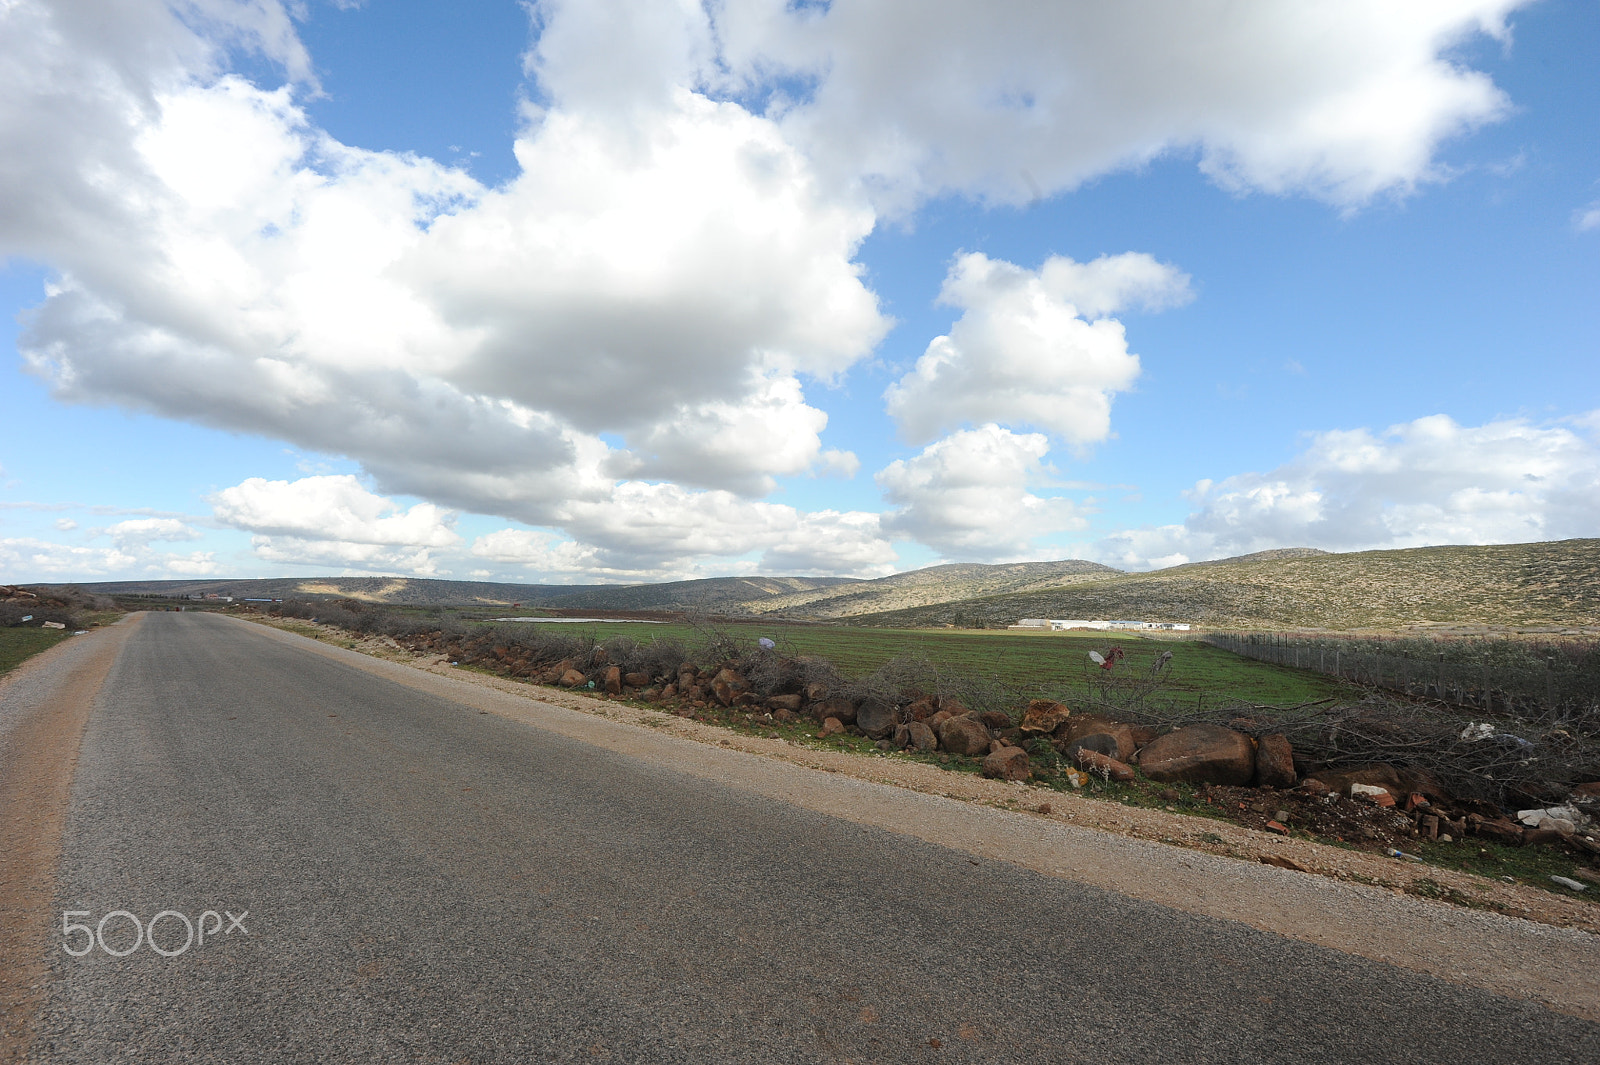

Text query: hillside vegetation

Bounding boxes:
[853,540,1600,633]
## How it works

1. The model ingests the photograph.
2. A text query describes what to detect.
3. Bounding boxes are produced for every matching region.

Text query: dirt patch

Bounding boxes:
[0,616,139,1064]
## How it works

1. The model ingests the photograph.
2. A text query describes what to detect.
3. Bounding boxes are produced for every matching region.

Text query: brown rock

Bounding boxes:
[603,665,622,695]
[979,710,1014,731]
[1137,725,1256,786]
[927,709,952,732]
[937,715,992,757]
[1573,782,1600,798]
[660,682,678,699]
[1313,764,1451,803]
[1057,714,1138,762]
[767,693,804,713]
[981,746,1031,781]
[772,708,797,724]
[559,669,586,688]
[904,697,938,721]
[1260,855,1307,872]
[1254,734,1297,789]
[1020,699,1071,734]
[711,668,748,707]
[907,720,937,752]
[856,698,897,739]
[624,671,651,688]
[818,716,845,738]
[814,694,857,726]
[1470,816,1524,845]
[1075,748,1135,782]
[937,697,969,717]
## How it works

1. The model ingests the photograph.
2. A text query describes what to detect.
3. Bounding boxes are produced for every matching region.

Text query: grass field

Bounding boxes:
[0,627,71,676]
[489,619,1353,709]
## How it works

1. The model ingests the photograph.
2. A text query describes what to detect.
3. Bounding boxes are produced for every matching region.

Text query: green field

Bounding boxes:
[0,627,71,676]
[489,620,1352,709]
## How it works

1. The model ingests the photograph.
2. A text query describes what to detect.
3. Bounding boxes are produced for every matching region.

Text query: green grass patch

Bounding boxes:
[490,619,1352,709]
[0,627,72,675]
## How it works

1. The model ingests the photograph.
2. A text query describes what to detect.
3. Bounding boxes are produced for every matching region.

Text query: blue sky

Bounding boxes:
[2,0,1597,584]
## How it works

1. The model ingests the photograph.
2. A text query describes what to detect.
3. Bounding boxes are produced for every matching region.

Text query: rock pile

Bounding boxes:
[390,627,1600,860]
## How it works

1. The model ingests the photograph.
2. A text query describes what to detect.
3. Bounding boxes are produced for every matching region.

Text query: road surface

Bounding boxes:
[3,612,1597,1063]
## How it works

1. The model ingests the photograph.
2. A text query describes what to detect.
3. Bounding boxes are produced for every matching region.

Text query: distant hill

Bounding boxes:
[741,559,1121,618]
[849,540,1600,633]
[533,575,856,612]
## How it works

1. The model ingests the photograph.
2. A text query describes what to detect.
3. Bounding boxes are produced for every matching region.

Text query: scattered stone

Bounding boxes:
[1019,699,1071,734]
[1068,733,1121,760]
[927,709,953,732]
[818,716,845,738]
[937,715,992,757]
[875,739,894,751]
[907,720,937,752]
[1350,783,1394,806]
[559,669,586,688]
[1137,725,1256,786]
[1470,817,1524,846]
[1254,734,1297,789]
[893,724,911,749]
[1158,788,1180,802]
[1264,820,1289,835]
[1035,803,1053,815]
[624,671,651,688]
[766,693,804,713]
[603,665,622,695]
[903,697,938,721]
[1550,875,1588,892]
[1314,764,1450,803]
[981,746,1031,781]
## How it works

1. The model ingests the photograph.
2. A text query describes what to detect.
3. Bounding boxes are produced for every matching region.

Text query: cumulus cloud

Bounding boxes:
[0,537,217,579]
[876,425,1085,560]
[210,475,461,575]
[1095,413,1600,569]
[104,517,202,548]
[885,252,1188,446]
[717,0,1526,209]
[2,0,1541,579]
[1575,200,1600,232]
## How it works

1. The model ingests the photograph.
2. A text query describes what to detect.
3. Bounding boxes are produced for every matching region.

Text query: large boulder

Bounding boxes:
[907,720,937,752]
[1056,714,1139,762]
[559,669,586,688]
[937,715,992,757]
[603,665,622,695]
[856,698,898,739]
[979,710,1014,731]
[1254,734,1297,789]
[624,671,651,688]
[711,668,749,707]
[1020,699,1071,734]
[982,747,1031,781]
[1137,725,1256,785]
[767,693,804,713]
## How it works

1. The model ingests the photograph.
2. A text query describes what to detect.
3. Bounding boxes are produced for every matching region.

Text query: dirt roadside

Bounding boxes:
[0,615,140,1065]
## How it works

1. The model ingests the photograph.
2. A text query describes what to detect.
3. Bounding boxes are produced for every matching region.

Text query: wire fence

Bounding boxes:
[1202,632,1600,717]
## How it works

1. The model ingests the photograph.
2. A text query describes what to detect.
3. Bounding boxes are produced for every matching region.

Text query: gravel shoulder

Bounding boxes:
[241,615,1600,1021]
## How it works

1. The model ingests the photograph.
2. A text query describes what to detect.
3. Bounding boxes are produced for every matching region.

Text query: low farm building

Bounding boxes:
[1010,619,1191,632]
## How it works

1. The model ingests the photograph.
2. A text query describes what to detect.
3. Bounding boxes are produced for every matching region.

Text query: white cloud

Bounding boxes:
[210,475,460,546]
[1097,412,1600,569]
[54,518,78,531]
[0,537,217,579]
[208,475,461,576]
[104,517,201,548]
[717,0,1526,210]
[1575,200,1600,232]
[885,252,1188,446]
[876,425,1086,560]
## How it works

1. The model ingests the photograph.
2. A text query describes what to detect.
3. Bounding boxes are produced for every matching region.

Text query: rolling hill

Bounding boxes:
[850,540,1600,633]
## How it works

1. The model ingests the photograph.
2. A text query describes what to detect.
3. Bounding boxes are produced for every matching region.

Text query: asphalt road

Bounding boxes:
[19,613,1600,1062]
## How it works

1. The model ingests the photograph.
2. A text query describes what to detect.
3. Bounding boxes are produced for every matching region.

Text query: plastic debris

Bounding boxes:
[1385,848,1424,863]
[758,637,776,650]
[1459,722,1495,742]
[1550,876,1588,892]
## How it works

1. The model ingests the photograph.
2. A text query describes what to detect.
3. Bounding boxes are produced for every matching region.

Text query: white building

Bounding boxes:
[1010,619,1190,632]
